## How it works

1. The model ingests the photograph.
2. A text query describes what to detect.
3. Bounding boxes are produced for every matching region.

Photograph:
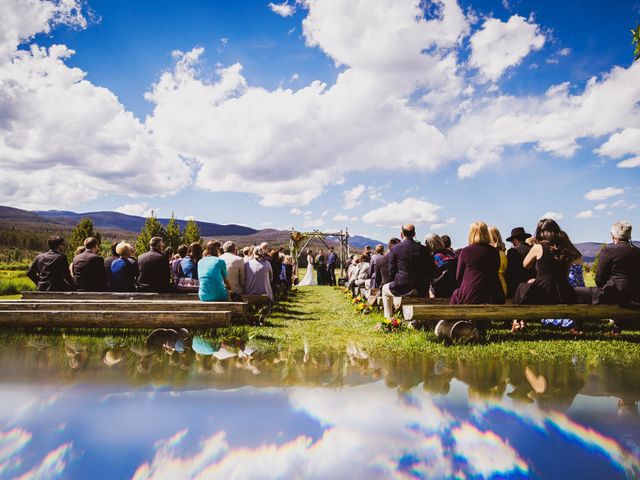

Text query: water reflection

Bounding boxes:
[0,333,638,478]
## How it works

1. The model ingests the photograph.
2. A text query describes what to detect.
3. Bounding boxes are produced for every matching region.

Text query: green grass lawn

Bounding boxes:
[0,269,33,296]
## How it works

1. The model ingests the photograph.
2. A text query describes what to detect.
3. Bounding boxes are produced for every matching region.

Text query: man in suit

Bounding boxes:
[374,238,401,290]
[316,249,327,285]
[72,237,108,291]
[327,247,338,285]
[368,244,384,289]
[137,236,171,293]
[576,221,640,331]
[505,227,536,298]
[27,236,74,291]
[381,225,435,319]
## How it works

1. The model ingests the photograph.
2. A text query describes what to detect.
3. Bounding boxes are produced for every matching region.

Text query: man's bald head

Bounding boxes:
[401,224,416,238]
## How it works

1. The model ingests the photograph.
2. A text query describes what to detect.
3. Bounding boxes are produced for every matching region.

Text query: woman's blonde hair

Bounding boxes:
[468,221,492,246]
[115,241,133,256]
[488,226,506,252]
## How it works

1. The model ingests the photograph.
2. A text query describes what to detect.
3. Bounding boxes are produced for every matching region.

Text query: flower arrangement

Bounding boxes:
[290,231,304,243]
[375,317,404,333]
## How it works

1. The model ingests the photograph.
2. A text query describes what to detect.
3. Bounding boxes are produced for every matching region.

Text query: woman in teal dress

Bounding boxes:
[198,241,232,302]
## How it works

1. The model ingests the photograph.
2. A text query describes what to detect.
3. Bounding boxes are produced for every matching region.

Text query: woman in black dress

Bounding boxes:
[512,219,580,305]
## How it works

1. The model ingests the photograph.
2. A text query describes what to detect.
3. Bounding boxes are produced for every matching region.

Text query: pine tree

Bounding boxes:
[135,212,167,255]
[183,218,201,245]
[165,213,182,250]
[67,218,101,261]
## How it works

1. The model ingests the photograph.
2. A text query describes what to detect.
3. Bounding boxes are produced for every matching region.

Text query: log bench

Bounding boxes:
[20,290,270,305]
[0,310,231,328]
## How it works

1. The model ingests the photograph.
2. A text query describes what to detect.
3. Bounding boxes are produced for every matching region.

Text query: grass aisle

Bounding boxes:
[235,285,640,367]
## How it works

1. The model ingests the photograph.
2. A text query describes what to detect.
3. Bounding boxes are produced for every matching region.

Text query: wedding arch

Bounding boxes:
[289,229,350,277]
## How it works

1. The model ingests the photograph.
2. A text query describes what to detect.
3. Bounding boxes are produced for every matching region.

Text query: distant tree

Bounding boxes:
[183,218,201,245]
[165,213,182,250]
[633,24,640,61]
[67,218,100,261]
[135,212,167,255]
[592,243,607,274]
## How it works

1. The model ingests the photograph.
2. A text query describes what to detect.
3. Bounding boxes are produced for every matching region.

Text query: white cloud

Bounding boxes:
[469,15,545,82]
[596,127,640,158]
[289,72,299,82]
[333,214,348,221]
[115,203,158,218]
[184,215,196,221]
[584,187,624,201]
[558,47,571,56]
[610,199,626,207]
[540,211,563,220]
[268,2,296,17]
[289,208,303,215]
[617,156,640,168]
[343,184,365,210]
[594,203,608,211]
[576,210,594,219]
[302,216,325,228]
[362,197,441,227]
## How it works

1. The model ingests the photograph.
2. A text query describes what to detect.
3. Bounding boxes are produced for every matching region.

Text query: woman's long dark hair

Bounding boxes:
[534,219,581,264]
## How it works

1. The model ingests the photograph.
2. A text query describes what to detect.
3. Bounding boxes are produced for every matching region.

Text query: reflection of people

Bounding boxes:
[27,236,74,291]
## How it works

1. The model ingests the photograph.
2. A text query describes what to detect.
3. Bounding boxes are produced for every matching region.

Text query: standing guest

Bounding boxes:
[110,242,139,292]
[505,227,536,298]
[245,246,274,301]
[137,237,171,292]
[171,244,188,282]
[27,236,74,291]
[198,241,231,302]
[316,249,327,285]
[512,219,579,306]
[282,255,295,290]
[451,222,504,305]
[489,226,508,298]
[327,247,338,285]
[104,241,119,289]
[374,238,401,289]
[181,242,203,279]
[72,237,107,291]
[269,248,283,292]
[368,244,385,289]
[242,246,253,262]
[382,224,435,320]
[425,233,458,298]
[575,221,640,333]
[221,241,245,301]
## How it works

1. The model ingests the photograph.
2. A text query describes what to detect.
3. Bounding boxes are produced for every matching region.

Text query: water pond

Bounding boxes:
[0,332,639,479]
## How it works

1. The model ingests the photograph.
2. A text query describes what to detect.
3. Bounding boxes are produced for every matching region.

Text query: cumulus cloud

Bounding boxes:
[469,15,545,83]
[617,156,640,168]
[576,209,594,219]
[596,127,640,158]
[289,208,303,215]
[362,197,441,227]
[584,187,624,201]
[0,0,191,210]
[343,184,365,210]
[115,203,158,218]
[268,2,296,17]
[540,211,563,220]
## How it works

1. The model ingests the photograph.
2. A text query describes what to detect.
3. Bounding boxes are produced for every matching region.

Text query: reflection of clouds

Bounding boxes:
[133,384,532,479]
[451,423,528,477]
[0,428,32,475]
[15,442,73,480]
[0,390,64,426]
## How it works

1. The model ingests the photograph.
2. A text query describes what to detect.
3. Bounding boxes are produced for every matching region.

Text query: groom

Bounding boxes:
[327,247,337,285]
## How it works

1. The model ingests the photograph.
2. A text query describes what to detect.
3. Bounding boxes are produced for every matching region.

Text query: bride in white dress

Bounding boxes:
[298,249,317,286]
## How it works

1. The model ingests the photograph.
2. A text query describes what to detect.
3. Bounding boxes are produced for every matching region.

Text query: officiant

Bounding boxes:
[316,249,328,285]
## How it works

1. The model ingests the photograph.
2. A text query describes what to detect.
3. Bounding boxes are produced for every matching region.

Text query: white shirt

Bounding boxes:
[221,252,245,294]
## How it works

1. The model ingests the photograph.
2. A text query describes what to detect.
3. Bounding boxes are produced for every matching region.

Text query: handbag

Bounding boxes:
[176,277,199,293]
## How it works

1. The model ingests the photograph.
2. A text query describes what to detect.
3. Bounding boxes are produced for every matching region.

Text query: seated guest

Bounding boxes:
[244,246,274,301]
[506,227,536,298]
[243,246,253,262]
[425,233,458,298]
[69,246,85,278]
[221,241,245,301]
[512,218,579,305]
[562,230,585,288]
[270,248,284,289]
[368,244,385,289]
[354,253,370,290]
[171,244,188,281]
[137,237,171,292]
[181,242,203,279]
[575,221,640,332]
[198,241,231,302]
[374,238,401,289]
[27,236,74,291]
[104,241,119,289]
[489,226,508,298]
[441,235,454,254]
[72,237,107,291]
[110,242,139,292]
[281,255,294,290]
[347,254,361,290]
[451,222,504,305]
[382,224,435,320]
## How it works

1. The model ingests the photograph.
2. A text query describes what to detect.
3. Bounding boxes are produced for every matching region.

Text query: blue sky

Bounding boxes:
[2,0,640,244]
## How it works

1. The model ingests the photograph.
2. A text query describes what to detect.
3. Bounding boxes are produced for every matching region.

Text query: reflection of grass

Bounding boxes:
[0,269,34,296]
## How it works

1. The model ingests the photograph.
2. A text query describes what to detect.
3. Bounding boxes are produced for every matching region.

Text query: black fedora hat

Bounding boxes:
[506,227,531,242]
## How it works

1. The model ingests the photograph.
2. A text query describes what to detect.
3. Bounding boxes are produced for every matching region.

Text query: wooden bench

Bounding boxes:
[402,303,640,327]
[0,310,231,328]
[21,290,270,304]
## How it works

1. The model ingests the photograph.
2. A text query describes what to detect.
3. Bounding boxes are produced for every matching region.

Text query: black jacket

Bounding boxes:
[27,249,74,291]
[594,241,640,304]
[506,244,535,298]
[388,238,435,296]
[137,249,171,292]
[73,250,108,291]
